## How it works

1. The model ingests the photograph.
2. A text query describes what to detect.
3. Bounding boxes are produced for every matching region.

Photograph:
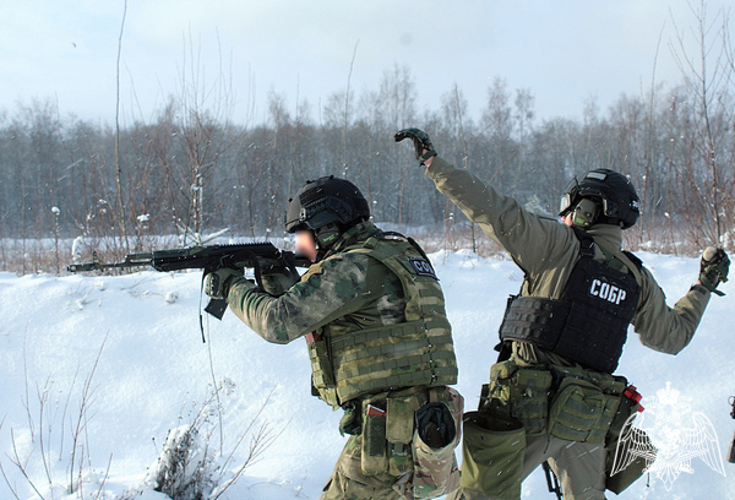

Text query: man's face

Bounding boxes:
[295,230,318,262]
[561,213,573,227]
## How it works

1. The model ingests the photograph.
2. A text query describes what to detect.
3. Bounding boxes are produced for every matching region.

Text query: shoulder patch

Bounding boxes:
[409,257,438,279]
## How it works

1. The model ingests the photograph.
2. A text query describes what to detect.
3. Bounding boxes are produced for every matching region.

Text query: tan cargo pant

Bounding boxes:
[320,433,411,500]
[446,432,607,500]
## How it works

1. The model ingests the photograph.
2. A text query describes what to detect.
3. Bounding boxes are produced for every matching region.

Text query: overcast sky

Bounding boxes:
[1,1,732,127]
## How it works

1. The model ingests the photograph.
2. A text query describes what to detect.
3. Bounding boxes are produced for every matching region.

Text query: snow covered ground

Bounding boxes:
[0,249,733,499]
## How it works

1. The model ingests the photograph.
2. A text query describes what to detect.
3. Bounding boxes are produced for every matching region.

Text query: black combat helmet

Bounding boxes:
[559,169,640,229]
[285,176,370,236]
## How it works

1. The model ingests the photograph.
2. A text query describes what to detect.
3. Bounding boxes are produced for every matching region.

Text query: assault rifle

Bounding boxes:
[68,243,311,339]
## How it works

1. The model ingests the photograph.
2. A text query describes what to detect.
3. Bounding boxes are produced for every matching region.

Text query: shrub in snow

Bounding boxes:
[146,424,217,500]
[140,383,275,500]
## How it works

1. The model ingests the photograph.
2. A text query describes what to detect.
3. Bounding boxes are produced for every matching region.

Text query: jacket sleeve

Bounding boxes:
[632,267,711,354]
[424,155,576,275]
[225,253,371,344]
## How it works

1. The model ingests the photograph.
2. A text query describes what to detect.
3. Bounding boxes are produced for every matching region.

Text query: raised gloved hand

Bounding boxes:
[699,247,729,296]
[394,128,437,165]
[204,267,244,300]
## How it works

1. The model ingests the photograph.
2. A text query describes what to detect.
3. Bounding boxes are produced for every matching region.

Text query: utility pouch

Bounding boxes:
[604,384,648,494]
[361,399,389,475]
[386,395,415,476]
[482,360,552,435]
[548,376,620,444]
[360,392,419,477]
[412,387,463,500]
[605,428,653,494]
[607,383,641,444]
[460,410,525,500]
[608,394,637,444]
[387,396,415,443]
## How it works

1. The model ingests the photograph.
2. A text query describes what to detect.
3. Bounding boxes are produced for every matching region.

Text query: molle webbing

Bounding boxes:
[498,296,570,351]
[332,318,457,402]
[310,234,457,407]
[499,229,641,374]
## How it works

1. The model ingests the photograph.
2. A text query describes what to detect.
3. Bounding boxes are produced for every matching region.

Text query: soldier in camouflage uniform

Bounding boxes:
[205,176,463,500]
[395,129,730,500]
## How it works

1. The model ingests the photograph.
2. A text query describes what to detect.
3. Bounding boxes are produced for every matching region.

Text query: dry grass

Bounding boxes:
[0,221,721,277]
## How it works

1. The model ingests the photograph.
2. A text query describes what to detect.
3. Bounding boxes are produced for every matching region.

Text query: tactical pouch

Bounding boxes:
[604,386,648,494]
[386,395,415,476]
[482,360,552,435]
[460,410,525,500]
[361,398,389,475]
[360,393,419,477]
[412,387,463,500]
[607,385,640,444]
[605,428,653,494]
[548,376,620,443]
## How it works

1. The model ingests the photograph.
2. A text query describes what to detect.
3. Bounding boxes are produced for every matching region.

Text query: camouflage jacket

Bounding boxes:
[424,155,711,368]
[226,221,406,345]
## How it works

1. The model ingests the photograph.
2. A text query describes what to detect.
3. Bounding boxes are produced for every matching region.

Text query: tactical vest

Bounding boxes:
[499,229,641,374]
[304,233,458,409]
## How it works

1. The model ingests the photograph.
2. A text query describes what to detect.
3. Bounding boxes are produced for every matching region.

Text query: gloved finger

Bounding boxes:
[394,128,419,142]
[720,251,730,282]
[255,255,280,273]
[718,249,730,265]
[205,272,221,297]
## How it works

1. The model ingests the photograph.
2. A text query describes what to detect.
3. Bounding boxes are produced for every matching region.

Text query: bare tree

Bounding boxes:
[670,0,732,246]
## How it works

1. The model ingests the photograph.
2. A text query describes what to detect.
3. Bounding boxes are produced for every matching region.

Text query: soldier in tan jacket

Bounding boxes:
[395,128,729,500]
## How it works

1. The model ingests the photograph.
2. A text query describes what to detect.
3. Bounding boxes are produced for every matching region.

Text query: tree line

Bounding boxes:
[0,9,733,272]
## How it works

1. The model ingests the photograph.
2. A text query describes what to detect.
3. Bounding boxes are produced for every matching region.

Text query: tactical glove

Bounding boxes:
[394,128,437,165]
[204,267,244,300]
[256,254,301,296]
[699,247,729,296]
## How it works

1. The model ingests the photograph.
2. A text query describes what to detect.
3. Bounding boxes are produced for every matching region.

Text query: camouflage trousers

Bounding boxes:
[321,386,463,500]
[447,432,607,500]
[320,434,411,500]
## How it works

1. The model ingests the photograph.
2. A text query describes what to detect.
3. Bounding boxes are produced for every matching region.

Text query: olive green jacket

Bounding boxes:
[226,221,406,344]
[425,155,710,367]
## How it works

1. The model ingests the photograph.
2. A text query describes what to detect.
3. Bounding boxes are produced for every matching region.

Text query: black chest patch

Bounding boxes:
[409,257,437,279]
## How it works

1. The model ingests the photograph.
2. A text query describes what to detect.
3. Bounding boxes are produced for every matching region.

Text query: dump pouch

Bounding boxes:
[460,410,525,500]
[412,387,463,499]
